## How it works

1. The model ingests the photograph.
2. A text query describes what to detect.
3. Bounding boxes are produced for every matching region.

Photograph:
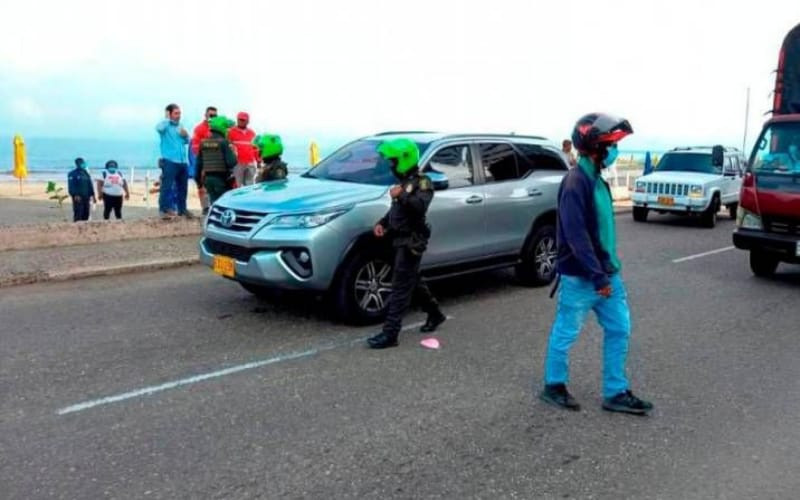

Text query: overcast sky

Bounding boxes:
[1,0,799,150]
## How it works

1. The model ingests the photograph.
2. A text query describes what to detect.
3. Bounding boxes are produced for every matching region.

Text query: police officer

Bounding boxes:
[253,134,289,182]
[67,157,96,222]
[367,138,447,349]
[196,116,238,205]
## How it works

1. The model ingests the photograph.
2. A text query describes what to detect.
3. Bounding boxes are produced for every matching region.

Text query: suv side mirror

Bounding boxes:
[425,171,449,190]
[711,145,725,167]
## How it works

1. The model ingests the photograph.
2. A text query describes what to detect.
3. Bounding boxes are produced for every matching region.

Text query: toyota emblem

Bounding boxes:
[220,209,237,228]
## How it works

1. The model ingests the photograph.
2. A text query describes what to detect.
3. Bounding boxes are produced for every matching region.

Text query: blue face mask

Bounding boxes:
[106,168,117,174]
[603,145,619,167]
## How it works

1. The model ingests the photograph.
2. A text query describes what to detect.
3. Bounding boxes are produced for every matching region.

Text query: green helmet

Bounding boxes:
[254,134,284,158]
[377,138,419,175]
[208,116,234,135]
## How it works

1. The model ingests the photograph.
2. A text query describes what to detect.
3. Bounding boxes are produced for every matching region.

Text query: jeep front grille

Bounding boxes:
[207,206,268,232]
[645,182,689,196]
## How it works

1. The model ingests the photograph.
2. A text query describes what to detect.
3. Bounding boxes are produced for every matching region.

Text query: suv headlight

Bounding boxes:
[635,181,646,193]
[268,208,349,229]
[689,185,704,197]
[736,208,763,230]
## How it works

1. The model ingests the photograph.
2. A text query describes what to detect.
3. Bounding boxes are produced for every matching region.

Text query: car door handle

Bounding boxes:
[465,195,484,204]
[527,188,543,197]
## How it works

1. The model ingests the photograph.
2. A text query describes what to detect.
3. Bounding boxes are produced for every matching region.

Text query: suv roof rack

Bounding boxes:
[671,145,741,152]
[374,130,438,136]
[442,133,548,141]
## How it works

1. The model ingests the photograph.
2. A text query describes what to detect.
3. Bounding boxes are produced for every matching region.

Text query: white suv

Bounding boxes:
[631,146,745,228]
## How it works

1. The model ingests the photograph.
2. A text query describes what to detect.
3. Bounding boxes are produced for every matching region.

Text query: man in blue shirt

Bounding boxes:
[156,103,191,218]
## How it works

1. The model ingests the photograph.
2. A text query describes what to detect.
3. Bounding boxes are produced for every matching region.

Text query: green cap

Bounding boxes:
[254,134,284,158]
[377,138,419,175]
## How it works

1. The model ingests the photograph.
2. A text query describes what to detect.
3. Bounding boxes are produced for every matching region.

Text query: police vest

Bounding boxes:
[200,138,228,173]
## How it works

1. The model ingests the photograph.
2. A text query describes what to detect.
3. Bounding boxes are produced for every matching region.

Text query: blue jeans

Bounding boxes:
[159,160,188,214]
[543,274,631,399]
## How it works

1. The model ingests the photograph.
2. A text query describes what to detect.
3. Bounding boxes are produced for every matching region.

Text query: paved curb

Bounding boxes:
[0,217,202,252]
[0,257,199,288]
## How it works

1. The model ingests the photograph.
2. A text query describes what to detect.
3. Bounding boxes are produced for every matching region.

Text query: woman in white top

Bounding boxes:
[97,160,130,220]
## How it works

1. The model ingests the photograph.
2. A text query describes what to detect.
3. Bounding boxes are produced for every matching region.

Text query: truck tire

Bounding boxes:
[749,251,779,277]
[700,195,719,228]
[516,225,558,286]
[632,207,649,222]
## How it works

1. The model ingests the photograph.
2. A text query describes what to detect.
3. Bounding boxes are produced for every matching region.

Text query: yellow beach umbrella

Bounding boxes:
[309,141,321,166]
[13,134,28,195]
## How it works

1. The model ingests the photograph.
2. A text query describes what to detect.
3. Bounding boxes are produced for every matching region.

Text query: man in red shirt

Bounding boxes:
[228,111,260,186]
[191,106,217,213]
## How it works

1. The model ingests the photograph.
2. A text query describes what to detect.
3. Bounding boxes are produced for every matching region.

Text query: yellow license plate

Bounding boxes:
[658,196,675,206]
[213,255,236,278]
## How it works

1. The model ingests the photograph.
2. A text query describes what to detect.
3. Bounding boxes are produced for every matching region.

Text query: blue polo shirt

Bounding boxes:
[156,119,189,164]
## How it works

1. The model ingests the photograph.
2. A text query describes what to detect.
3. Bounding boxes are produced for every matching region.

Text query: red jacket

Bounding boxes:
[227,127,259,164]
[191,121,211,156]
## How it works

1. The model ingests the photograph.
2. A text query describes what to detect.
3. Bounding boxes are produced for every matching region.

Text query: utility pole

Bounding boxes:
[742,86,751,152]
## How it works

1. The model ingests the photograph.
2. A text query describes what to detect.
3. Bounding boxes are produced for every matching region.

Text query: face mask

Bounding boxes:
[603,144,619,167]
[106,168,117,174]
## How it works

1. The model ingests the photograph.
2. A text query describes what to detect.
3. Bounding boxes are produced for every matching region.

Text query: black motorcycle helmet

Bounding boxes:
[571,113,633,159]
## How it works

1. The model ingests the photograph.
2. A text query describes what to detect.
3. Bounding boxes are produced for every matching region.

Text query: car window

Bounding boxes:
[750,122,800,174]
[423,144,475,189]
[306,139,430,185]
[479,143,520,183]
[514,143,569,174]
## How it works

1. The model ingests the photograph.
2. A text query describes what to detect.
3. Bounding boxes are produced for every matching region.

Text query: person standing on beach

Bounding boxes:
[228,111,259,187]
[67,157,96,222]
[156,103,192,219]
[197,116,238,205]
[538,113,652,415]
[191,106,217,214]
[96,160,130,220]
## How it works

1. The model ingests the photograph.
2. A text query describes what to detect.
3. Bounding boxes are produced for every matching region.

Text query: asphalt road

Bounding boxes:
[2,212,799,499]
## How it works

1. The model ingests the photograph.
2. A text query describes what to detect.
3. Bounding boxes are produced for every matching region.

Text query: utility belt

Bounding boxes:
[391,224,431,256]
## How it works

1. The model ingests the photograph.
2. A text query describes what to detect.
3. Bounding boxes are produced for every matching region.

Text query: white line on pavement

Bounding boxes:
[57,319,435,416]
[672,246,735,264]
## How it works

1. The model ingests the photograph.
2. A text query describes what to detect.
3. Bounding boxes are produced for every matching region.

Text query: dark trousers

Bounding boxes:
[72,197,91,222]
[204,174,229,205]
[382,246,440,337]
[103,195,123,220]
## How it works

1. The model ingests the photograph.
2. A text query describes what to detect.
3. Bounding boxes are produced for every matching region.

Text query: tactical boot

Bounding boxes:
[420,311,446,333]
[367,332,399,349]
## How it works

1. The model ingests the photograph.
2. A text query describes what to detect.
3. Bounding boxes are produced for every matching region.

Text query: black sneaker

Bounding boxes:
[367,332,399,349]
[539,383,581,411]
[602,390,653,415]
[420,311,446,333]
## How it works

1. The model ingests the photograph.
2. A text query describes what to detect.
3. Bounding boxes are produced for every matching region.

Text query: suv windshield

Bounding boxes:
[750,122,800,175]
[656,152,717,174]
[305,139,430,185]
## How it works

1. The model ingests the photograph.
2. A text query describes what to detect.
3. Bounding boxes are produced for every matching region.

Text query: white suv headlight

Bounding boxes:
[635,181,646,193]
[268,209,349,229]
[689,185,704,197]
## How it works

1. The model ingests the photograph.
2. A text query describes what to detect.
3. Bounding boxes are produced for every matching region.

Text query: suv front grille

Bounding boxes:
[763,217,800,236]
[204,239,259,262]
[207,206,268,232]
[645,182,689,196]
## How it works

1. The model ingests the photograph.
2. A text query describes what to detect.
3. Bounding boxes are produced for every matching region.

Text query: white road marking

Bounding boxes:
[57,318,440,416]
[672,246,735,264]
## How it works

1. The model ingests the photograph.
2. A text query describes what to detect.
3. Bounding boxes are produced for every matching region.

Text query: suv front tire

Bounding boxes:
[632,206,649,222]
[332,247,394,325]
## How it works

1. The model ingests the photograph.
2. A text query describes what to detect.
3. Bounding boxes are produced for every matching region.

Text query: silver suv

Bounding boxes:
[200,132,568,323]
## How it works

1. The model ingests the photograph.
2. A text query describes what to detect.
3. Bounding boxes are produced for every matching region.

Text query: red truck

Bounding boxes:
[733,23,800,276]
